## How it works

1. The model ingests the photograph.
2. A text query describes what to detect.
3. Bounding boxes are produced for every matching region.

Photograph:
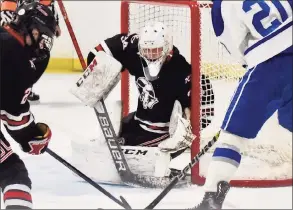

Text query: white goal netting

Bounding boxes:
[122,0,292,186]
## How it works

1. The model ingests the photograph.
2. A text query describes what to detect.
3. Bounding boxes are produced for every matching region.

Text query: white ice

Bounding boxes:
[1,73,292,209]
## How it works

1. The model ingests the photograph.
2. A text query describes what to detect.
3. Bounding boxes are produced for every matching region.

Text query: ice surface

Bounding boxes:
[1,74,292,209]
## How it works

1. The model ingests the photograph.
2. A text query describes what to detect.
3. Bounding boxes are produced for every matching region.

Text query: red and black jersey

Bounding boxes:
[88,33,214,132]
[0,0,59,25]
[0,28,49,144]
[0,0,55,12]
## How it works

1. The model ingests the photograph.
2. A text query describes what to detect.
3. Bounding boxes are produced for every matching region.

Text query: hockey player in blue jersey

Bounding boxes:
[192,1,292,209]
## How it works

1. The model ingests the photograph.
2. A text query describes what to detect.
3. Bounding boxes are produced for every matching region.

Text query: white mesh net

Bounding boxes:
[123,1,292,184]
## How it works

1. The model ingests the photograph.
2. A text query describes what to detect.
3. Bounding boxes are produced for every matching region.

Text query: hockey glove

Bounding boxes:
[158,114,195,153]
[21,123,52,155]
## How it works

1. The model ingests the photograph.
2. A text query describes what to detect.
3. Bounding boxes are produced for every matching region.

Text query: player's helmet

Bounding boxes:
[13,2,56,53]
[138,22,173,81]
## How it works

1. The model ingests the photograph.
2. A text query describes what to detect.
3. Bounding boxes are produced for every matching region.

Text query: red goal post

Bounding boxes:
[120,0,292,187]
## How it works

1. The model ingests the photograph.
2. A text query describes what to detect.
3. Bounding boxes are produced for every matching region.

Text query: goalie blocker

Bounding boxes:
[70,51,122,107]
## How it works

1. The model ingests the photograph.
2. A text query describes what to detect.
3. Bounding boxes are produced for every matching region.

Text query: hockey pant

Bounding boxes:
[119,112,170,147]
[0,131,33,209]
[222,47,292,138]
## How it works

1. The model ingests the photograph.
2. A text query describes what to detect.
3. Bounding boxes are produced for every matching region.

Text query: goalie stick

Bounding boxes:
[46,148,131,209]
[56,2,130,207]
[58,0,189,189]
[144,132,220,209]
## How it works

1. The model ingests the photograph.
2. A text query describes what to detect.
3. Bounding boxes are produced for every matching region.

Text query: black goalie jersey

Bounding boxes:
[88,33,215,132]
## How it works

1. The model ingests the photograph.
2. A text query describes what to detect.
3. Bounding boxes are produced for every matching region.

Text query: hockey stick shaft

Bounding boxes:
[144,132,220,209]
[46,148,130,209]
[57,1,130,176]
[57,2,132,208]
[94,101,132,173]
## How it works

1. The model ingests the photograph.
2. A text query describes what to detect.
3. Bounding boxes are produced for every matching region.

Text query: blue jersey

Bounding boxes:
[211,0,292,69]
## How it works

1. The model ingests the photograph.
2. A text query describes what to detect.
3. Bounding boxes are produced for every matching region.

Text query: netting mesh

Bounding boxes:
[124,1,292,182]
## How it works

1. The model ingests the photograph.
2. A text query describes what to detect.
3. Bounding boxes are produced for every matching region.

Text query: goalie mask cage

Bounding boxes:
[120,0,292,187]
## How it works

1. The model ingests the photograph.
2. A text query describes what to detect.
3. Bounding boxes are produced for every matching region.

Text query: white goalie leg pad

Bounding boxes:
[154,150,172,177]
[168,148,191,171]
[204,131,248,192]
[158,100,195,153]
[70,51,122,107]
[98,100,123,137]
[71,100,123,172]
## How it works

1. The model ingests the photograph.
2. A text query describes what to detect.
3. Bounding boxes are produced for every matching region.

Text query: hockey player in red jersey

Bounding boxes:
[0,0,60,35]
[0,2,56,208]
[81,22,215,178]
[0,0,61,102]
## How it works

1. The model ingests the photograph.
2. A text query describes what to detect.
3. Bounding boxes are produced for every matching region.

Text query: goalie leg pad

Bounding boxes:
[71,100,122,151]
[154,150,171,177]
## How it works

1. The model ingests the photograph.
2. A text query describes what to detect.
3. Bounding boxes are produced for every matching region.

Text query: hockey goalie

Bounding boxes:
[70,22,215,184]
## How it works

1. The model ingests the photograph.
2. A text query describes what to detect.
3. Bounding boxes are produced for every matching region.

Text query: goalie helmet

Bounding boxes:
[138,22,173,81]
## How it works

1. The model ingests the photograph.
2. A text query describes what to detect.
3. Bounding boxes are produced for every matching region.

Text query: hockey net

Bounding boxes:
[121,0,292,187]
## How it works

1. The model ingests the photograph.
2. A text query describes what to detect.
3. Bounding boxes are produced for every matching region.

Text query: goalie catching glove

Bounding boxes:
[20,123,52,155]
[158,100,195,153]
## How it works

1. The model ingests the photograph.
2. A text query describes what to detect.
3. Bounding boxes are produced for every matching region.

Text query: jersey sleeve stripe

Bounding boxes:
[100,40,113,56]
[95,44,104,52]
[138,134,169,147]
[0,115,30,126]
[0,110,34,131]
[3,184,31,194]
[4,190,32,202]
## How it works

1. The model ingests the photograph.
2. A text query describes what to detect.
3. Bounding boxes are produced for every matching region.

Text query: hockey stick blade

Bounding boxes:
[144,132,220,209]
[94,100,189,188]
[46,148,130,209]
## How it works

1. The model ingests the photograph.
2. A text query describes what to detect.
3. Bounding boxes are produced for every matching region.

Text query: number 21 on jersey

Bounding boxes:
[243,0,292,37]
